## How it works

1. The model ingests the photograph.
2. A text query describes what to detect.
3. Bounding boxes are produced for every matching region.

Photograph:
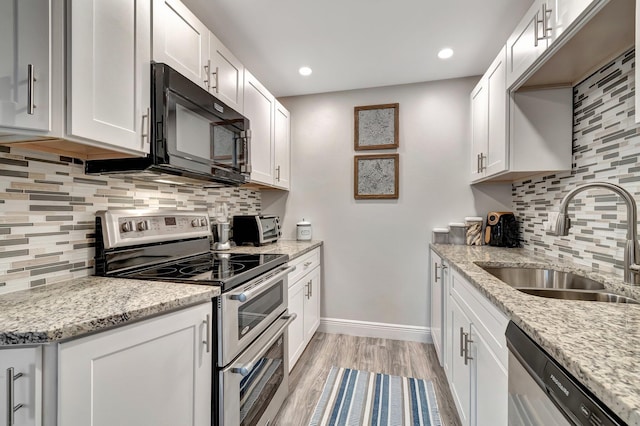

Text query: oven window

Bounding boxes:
[239,334,285,426]
[238,281,284,339]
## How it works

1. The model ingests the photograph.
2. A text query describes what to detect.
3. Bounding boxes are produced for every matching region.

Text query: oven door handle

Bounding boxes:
[229,265,296,303]
[229,313,297,377]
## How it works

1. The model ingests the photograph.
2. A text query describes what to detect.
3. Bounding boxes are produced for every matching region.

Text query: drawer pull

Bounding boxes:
[304,261,312,267]
[464,332,474,365]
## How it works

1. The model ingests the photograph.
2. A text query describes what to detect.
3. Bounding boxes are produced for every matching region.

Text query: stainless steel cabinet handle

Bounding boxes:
[203,60,211,91]
[6,367,24,426]
[230,313,297,376]
[305,282,310,299]
[464,332,474,365]
[212,66,219,94]
[476,154,480,174]
[141,108,150,146]
[534,11,540,47]
[540,3,552,38]
[304,261,312,268]
[434,262,441,283]
[479,153,486,172]
[27,64,36,115]
[203,314,211,353]
[459,327,465,358]
[309,281,313,298]
[276,165,281,181]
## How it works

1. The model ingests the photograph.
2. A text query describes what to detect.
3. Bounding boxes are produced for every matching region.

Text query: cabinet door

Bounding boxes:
[287,278,306,371]
[68,0,151,155]
[485,46,508,177]
[244,70,275,185]
[471,324,508,426]
[506,0,548,89]
[0,348,41,426]
[304,267,321,343]
[547,0,594,43]
[273,101,291,190]
[470,80,487,181]
[58,303,212,426]
[430,251,444,365]
[449,297,471,426]
[153,0,209,89]
[209,32,244,112]
[0,1,50,132]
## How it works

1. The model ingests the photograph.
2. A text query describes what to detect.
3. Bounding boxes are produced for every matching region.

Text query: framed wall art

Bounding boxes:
[354,154,399,199]
[354,103,399,150]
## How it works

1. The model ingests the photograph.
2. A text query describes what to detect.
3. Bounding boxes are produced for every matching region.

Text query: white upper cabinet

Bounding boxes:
[506,0,549,89]
[471,47,507,182]
[273,100,291,190]
[244,70,275,185]
[547,0,594,42]
[209,32,244,112]
[153,0,210,90]
[0,0,51,133]
[68,0,151,155]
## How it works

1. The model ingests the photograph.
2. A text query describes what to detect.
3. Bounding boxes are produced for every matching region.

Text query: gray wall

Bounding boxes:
[263,77,512,328]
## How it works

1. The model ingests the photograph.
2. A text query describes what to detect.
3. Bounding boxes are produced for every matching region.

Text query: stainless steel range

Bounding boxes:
[94,210,296,426]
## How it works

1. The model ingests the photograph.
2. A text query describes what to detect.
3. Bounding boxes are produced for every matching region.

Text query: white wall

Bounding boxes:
[262,77,512,329]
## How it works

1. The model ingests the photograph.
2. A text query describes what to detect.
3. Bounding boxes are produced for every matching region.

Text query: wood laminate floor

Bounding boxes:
[273,332,461,426]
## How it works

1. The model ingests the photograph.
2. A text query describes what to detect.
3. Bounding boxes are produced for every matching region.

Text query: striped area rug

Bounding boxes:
[309,366,442,426]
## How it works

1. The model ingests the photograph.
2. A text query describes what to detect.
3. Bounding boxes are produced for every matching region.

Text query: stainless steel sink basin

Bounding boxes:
[518,288,639,304]
[480,266,639,304]
[481,267,605,290]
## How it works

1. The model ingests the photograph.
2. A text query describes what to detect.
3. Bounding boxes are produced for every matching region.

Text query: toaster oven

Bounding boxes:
[233,215,281,246]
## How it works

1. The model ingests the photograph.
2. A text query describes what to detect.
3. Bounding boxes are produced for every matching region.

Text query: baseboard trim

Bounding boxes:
[318,317,432,343]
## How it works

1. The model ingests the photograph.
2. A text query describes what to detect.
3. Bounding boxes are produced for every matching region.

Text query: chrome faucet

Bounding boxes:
[552,182,640,285]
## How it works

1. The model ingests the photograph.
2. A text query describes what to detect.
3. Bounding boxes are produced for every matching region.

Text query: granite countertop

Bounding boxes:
[430,244,640,426]
[0,276,219,346]
[215,239,323,260]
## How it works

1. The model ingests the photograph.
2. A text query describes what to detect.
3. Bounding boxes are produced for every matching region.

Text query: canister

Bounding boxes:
[296,219,312,241]
[465,216,483,246]
[432,228,449,244]
[448,222,466,245]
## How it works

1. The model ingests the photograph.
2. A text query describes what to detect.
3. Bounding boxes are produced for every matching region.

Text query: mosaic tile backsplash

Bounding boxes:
[513,49,639,275]
[0,146,261,294]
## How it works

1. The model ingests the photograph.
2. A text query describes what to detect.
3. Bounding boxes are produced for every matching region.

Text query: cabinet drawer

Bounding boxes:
[288,248,320,285]
[450,269,509,368]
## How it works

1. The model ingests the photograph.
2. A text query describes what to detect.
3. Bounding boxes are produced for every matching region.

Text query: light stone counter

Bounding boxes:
[430,244,640,426]
[215,240,323,260]
[0,276,219,345]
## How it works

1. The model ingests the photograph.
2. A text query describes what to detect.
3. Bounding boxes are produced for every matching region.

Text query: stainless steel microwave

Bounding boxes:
[86,63,251,186]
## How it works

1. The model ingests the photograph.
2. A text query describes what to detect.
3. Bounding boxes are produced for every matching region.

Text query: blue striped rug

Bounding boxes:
[309,367,442,426]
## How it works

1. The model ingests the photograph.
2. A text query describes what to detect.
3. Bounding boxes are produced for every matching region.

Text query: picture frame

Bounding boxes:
[354,103,399,150]
[354,154,399,199]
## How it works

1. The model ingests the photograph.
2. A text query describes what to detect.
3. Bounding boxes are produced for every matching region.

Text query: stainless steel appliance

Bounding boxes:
[233,215,281,246]
[213,221,232,250]
[86,63,251,187]
[506,322,623,426]
[94,210,295,426]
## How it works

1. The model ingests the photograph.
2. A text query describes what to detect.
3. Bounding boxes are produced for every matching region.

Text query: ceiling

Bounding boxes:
[182,0,534,97]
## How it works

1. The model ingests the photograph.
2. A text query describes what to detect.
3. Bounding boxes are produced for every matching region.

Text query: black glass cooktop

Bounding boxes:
[119,252,288,291]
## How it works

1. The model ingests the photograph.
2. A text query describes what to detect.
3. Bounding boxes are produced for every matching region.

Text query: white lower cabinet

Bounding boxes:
[0,347,42,426]
[429,249,447,366]
[446,268,509,426]
[58,302,212,426]
[287,248,321,371]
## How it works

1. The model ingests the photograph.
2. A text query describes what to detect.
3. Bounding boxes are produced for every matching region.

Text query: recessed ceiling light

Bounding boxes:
[437,48,454,59]
[299,66,312,76]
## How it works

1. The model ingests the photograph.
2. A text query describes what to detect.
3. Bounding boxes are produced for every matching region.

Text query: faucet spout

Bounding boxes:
[552,182,640,285]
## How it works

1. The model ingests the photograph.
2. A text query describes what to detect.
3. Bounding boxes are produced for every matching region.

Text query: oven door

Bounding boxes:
[220,312,296,426]
[219,265,293,366]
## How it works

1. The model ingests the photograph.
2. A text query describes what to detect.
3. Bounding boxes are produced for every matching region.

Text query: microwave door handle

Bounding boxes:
[228,265,295,303]
[243,129,252,174]
[228,313,297,376]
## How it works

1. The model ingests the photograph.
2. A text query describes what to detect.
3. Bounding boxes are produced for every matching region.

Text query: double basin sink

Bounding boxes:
[480,266,639,304]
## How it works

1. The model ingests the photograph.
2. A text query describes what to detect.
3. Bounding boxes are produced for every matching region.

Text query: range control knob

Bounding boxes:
[121,221,136,233]
[191,218,200,227]
[199,217,208,227]
[137,220,150,231]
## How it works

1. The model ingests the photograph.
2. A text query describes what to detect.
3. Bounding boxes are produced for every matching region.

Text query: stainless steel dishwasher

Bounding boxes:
[505,322,625,426]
